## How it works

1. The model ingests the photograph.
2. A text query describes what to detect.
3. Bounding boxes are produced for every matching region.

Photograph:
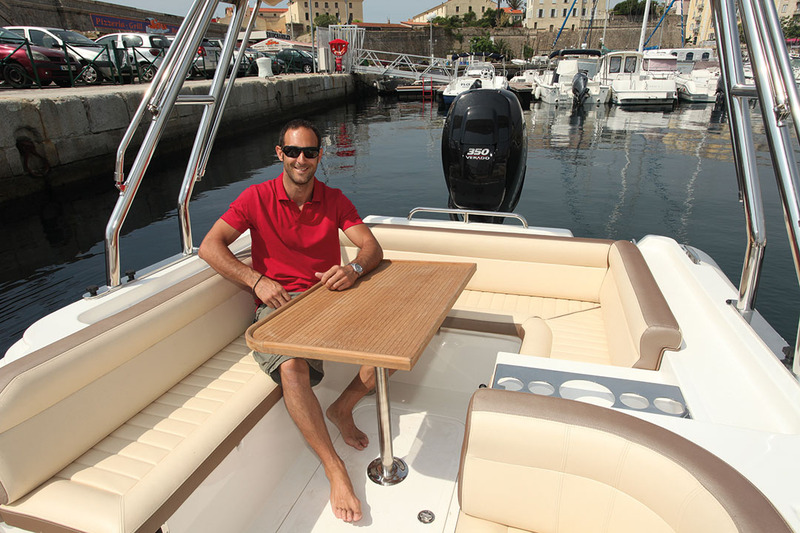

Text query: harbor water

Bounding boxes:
[1,96,798,359]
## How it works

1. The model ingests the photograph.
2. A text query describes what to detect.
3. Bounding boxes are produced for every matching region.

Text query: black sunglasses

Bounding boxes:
[281,145,320,159]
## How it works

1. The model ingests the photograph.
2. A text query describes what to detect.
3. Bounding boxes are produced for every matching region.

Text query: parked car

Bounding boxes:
[165,36,220,78]
[95,32,170,82]
[274,48,315,73]
[0,27,79,88]
[5,26,113,84]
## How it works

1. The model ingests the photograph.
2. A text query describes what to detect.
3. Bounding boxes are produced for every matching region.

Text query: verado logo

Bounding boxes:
[466,148,492,160]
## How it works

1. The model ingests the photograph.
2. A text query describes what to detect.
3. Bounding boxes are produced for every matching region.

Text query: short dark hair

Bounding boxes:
[278,119,321,147]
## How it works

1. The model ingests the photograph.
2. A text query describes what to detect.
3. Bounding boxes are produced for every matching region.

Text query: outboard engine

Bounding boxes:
[441,89,526,223]
[572,70,590,107]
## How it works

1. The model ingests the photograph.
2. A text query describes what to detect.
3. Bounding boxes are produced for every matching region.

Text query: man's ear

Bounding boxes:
[275,145,283,161]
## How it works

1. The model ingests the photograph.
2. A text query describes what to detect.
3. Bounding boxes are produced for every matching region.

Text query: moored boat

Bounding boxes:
[598,50,678,107]
[440,53,509,106]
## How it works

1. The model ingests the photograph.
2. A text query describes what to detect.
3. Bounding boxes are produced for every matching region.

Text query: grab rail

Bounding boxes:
[103,0,259,291]
[714,0,800,374]
[408,207,529,228]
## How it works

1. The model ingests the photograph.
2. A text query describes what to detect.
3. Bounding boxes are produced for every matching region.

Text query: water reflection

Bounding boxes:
[1,96,797,358]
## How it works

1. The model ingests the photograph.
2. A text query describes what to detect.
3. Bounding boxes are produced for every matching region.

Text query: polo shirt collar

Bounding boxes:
[276,173,321,204]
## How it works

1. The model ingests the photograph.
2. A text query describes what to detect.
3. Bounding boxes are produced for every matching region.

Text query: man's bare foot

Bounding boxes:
[327,404,369,450]
[327,462,363,522]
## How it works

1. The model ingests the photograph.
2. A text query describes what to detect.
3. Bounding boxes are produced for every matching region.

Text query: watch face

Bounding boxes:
[351,262,363,274]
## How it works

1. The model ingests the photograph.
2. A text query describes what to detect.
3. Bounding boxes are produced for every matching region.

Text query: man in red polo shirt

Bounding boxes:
[198,119,382,523]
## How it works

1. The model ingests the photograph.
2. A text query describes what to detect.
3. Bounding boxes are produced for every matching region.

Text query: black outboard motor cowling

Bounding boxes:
[572,71,590,107]
[441,89,526,222]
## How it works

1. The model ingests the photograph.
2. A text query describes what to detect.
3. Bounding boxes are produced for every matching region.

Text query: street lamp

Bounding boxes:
[427,14,434,63]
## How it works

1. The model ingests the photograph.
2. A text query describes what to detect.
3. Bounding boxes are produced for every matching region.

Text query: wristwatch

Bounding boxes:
[348,262,363,277]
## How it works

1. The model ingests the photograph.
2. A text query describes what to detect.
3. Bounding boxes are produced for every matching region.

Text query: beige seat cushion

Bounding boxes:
[0,336,281,533]
[456,389,792,533]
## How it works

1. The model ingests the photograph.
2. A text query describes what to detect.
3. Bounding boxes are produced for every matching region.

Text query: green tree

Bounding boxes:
[462,11,478,26]
[479,8,498,27]
[470,33,497,53]
[612,0,662,19]
[314,13,339,27]
[782,16,800,39]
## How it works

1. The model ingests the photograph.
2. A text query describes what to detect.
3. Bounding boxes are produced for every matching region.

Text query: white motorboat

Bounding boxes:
[441,53,509,106]
[675,67,722,102]
[597,50,678,107]
[528,49,610,106]
[1,1,799,533]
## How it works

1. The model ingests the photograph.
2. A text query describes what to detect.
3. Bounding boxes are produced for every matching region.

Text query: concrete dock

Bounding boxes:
[0,74,374,203]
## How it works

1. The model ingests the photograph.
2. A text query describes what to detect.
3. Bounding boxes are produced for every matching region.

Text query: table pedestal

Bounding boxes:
[367,367,408,485]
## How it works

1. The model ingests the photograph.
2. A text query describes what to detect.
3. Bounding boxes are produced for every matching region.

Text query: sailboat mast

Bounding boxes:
[637,0,652,53]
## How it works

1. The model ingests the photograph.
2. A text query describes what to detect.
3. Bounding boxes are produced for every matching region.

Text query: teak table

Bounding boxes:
[245,259,476,485]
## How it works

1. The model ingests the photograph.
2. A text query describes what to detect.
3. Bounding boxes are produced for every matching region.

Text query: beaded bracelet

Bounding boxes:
[252,274,264,292]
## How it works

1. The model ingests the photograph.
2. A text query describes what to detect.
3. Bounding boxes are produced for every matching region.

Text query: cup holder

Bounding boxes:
[496,377,524,391]
[528,380,556,395]
[559,380,615,407]
[619,392,650,410]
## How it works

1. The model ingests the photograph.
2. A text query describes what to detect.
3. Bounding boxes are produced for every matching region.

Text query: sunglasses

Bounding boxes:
[281,145,320,159]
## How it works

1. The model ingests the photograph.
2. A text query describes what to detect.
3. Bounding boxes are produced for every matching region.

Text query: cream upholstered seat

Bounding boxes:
[343,226,682,370]
[456,389,792,533]
[0,270,281,533]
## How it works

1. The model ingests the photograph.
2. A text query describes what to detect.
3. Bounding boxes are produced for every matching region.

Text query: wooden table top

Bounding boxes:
[245,260,476,371]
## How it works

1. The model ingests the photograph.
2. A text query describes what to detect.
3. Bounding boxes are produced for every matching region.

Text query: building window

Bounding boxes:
[538,8,544,16]
[582,8,586,15]
[549,24,554,30]
[456,6,459,12]
[551,8,556,16]
[305,12,309,19]
[573,8,576,15]
[324,2,328,7]
[482,6,485,11]
[534,22,538,28]
[563,8,567,15]
[469,6,473,11]
[781,4,788,12]
[314,1,318,6]
[335,2,338,6]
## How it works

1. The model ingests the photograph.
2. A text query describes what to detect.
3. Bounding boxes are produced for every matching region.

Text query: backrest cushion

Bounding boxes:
[343,225,614,302]
[601,240,682,368]
[0,271,252,504]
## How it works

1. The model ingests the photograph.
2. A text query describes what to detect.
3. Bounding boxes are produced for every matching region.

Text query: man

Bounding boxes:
[198,119,383,523]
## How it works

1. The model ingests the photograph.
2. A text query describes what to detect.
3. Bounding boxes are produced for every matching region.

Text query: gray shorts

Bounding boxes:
[252,300,324,387]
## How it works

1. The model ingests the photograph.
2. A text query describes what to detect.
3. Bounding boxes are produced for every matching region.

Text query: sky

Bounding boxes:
[102,0,437,25]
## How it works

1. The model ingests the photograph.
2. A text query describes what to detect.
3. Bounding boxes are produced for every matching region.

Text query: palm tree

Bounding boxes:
[506,0,524,10]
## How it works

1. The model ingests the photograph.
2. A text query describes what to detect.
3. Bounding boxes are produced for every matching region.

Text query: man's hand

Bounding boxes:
[316,265,358,291]
[255,275,291,308]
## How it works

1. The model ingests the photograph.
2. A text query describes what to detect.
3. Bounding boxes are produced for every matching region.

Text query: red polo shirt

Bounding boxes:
[221,175,363,293]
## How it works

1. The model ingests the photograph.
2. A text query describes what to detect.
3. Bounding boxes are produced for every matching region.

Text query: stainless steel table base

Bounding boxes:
[368,367,408,485]
[368,456,408,485]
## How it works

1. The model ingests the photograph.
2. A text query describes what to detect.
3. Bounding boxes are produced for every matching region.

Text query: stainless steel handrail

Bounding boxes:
[103,0,257,290]
[407,207,529,228]
[714,0,800,373]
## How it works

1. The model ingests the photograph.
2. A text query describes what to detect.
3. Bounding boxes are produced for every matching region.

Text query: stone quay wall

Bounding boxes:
[0,74,376,204]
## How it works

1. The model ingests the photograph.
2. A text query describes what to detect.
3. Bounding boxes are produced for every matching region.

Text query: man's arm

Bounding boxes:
[315,223,383,291]
[198,219,290,308]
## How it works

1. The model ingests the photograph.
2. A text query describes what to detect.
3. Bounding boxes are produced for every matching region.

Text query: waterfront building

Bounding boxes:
[523,0,610,33]
[221,6,289,33]
[285,0,364,28]
[408,0,499,23]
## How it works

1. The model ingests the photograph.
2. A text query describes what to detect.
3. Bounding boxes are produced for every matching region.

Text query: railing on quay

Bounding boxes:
[351,49,454,83]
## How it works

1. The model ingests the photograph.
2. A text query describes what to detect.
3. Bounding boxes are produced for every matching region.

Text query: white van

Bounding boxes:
[5,26,113,84]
